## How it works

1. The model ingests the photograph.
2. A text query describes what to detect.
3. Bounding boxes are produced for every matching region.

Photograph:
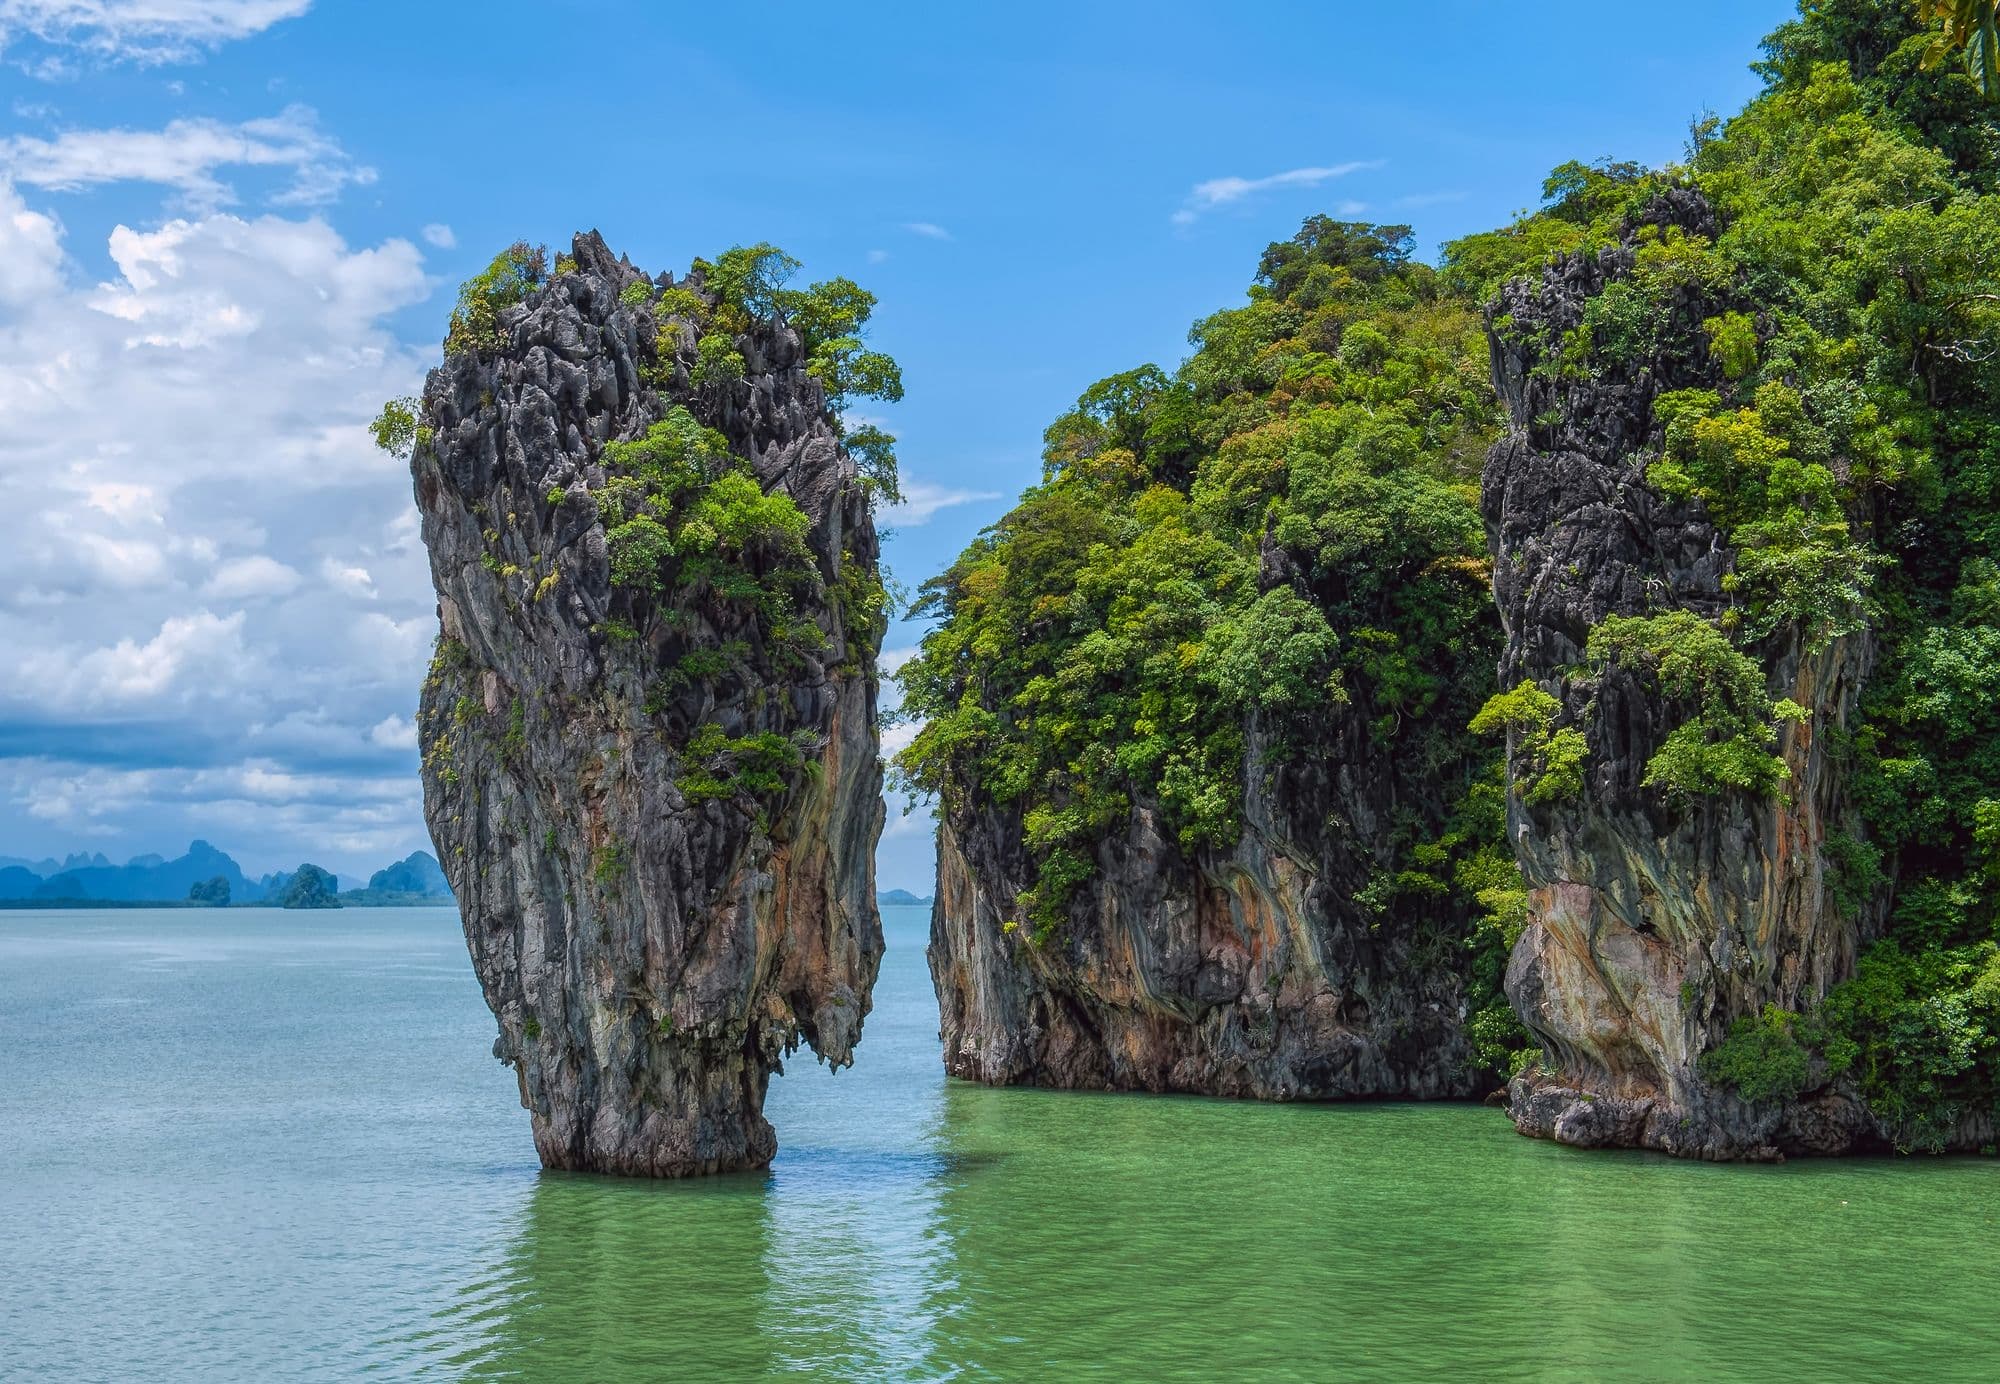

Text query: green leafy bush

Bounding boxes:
[686,244,903,499]
[369,396,428,455]
[1585,613,1801,797]
[1700,1004,1813,1104]
[1470,680,1587,804]
[675,723,807,809]
[1468,1002,1536,1081]
[1819,939,2000,1151]
[691,332,746,391]
[1648,386,1876,643]
[593,408,815,639]
[445,241,546,356]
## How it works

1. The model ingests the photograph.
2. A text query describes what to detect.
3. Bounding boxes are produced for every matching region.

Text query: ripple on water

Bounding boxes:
[6,907,2000,1382]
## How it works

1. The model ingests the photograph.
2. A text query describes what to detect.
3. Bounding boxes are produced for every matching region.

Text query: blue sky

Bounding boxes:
[0,0,1790,888]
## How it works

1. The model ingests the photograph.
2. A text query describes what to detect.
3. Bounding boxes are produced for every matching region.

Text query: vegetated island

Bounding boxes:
[398,233,893,1175]
[898,0,2000,1158]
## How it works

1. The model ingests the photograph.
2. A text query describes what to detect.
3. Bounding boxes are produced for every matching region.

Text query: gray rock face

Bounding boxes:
[931,632,1496,1101]
[1481,192,1879,1158]
[412,231,885,1176]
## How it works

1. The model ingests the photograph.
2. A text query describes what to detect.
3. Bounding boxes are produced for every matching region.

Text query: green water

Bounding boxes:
[5,907,1999,1381]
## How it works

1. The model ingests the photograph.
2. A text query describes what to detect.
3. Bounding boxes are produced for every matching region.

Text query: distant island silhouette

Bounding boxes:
[2,841,929,911]
[0,842,455,909]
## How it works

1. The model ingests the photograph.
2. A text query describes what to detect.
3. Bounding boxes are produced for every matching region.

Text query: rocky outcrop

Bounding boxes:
[413,232,884,1176]
[1482,191,1879,1158]
[931,665,1495,1101]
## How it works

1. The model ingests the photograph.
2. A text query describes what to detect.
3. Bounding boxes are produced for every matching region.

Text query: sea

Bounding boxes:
[5,905,2000,1381]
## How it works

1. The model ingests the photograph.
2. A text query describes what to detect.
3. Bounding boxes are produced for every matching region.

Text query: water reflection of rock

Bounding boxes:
[758,1143,956,1377]
[435,1174,780,1378]
[925,1087,1550,1377]
[439,1001,961,1382]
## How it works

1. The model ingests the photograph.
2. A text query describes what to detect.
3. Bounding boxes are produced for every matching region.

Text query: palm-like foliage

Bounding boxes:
[1922,0,2000,101]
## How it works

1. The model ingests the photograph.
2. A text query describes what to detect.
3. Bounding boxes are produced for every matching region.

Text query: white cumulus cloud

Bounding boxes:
[22,609,249,708]
[366,714,415,750]
[0,177,439,873]
[0,179,62,303]
[203,554,301,600]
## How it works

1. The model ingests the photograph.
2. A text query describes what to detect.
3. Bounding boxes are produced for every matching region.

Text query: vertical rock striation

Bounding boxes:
[412,232,884,1176]
[930,717,1492,1100]
[1482,192,1877,1157]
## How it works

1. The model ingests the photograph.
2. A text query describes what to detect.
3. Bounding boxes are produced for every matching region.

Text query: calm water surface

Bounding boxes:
[4,905,1999,1381]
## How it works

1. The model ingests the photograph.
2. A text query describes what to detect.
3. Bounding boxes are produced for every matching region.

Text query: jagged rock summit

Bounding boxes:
[412,231,886,1176]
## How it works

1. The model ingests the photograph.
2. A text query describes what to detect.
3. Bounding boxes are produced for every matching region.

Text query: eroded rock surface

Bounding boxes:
[932,772,1488,1102]
[413,232,884,1176]
[1482,192,1878,1158]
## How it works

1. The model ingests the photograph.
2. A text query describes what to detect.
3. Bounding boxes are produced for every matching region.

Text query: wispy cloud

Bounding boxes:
[420,222,454,249]
[0,104,372,208]
[866,247,889,264]
[902,221,950,240]
[1171,160,1381,225]
[884,480,999,528]
[0,0,310,68]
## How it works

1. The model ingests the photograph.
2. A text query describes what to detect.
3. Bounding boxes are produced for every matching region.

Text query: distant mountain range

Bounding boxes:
[0,841,454,909]
[0,843,919,910]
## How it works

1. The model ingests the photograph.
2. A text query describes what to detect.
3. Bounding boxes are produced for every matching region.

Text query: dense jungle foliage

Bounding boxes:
[900,0,2000,1140]
[893,218,1529,1073]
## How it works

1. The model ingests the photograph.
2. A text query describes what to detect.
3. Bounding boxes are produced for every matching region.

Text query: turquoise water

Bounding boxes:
[5,906,2000,1381]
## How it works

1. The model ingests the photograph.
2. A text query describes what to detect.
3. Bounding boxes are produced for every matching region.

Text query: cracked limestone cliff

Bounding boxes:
[1482,191,1877,1158]
[411,233,885,1176]
[930,720,1497,1101]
